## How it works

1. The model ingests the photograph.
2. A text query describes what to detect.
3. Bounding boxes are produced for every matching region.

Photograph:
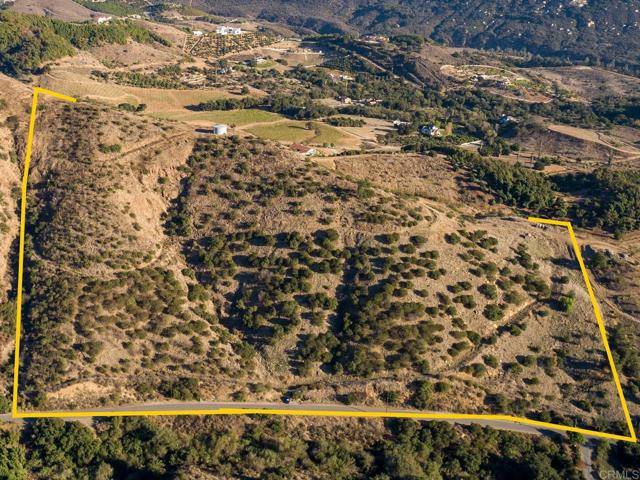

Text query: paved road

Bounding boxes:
[580,441,597,480]
[0,400,556,437]
[0,400,598,468]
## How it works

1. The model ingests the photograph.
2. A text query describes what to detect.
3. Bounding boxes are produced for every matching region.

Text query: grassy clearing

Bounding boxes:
[247,120,353,145]
[311,123,353,146]
[157,109,284,126]
[246,121,315,142]
[254,60,278,69]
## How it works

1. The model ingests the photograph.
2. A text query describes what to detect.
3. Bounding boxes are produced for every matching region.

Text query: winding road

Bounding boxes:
[0,400,549,433]
[0,399,601,478]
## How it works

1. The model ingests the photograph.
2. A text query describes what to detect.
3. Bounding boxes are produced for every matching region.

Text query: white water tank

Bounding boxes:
[213,124,228,135]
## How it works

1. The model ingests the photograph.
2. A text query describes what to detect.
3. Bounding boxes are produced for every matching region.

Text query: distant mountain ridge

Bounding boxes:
[191,0,640,73]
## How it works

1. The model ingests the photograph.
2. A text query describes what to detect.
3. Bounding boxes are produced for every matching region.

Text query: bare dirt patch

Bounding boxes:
[532,66,640,101]
[548,124,640,157]
[10,0,94,21]
[90,40,182,68]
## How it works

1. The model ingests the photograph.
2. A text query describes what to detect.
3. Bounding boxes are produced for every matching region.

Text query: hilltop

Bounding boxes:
[0,10,171,76]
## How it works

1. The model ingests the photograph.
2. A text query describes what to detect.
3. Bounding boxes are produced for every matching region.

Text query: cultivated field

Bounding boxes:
[42,68,238,112]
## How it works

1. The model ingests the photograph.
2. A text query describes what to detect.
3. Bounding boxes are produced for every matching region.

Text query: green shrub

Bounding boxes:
[483,354,499,368]
[483,304,504,321]
[411,380,433,409]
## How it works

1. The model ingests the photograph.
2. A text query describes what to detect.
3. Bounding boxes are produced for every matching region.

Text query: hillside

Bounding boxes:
[190,0,640,74]
[2,94,628,437]
[0,7,638,476]
[0,11,170,76]
[10,0,94,21]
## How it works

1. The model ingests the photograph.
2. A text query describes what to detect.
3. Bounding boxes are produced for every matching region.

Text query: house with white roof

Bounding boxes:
[215,26,243,35]
[420,124,442,137]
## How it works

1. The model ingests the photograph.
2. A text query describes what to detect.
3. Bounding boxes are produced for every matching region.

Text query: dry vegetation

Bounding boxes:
[185,31,278,58]
[0,5,635,449]
[0,5,639,478]
[9,102,628,436]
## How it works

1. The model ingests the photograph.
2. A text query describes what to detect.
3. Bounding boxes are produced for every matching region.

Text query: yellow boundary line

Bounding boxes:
[12,88,76,417]
[10,88,637,443]
[528,216,637,443]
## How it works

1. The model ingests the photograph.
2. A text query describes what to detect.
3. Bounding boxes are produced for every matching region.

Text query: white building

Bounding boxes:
[498,114,518,126]
[420,124,441,137]
[212,124,228,135]
[291,143,316,156]
[96,16,112,24]
[215,26,243,35]
[192,30,204,37]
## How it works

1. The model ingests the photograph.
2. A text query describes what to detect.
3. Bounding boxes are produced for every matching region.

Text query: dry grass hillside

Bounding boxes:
[10,100,629,436]
[19,101,195,407]
[0,75,31,398]
[10,0,94,21]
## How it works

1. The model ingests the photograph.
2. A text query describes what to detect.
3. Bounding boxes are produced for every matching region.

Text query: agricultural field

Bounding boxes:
[41,61,239,112]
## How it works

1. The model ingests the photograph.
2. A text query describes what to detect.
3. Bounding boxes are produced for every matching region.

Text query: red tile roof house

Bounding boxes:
[290,143,317,156]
